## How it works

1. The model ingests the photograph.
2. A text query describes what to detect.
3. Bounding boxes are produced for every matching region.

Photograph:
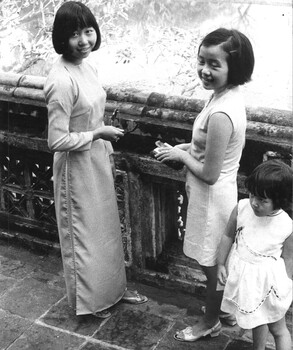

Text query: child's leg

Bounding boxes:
[268,316,292,350]
[252,324,269,350]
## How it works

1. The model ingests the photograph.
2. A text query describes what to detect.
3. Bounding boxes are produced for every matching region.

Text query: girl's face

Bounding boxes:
[249,193,277,217]
[65,27,97,64]
[197,44,229,94]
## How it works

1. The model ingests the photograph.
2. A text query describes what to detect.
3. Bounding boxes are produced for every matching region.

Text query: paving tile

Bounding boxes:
[0,309,32,349]
[94,308,171,350]
[0,256,36,279]
[240,329,276,349]
[127,281,204,315]
[30,268,65,291]
[119,293,186,322]
[42,297,105,337]
[0,240,63,276]
[0,275,65,320]
[80,341,122,350]
[0,274,18,296]
[225,339,273,350]
[6,323,84,350]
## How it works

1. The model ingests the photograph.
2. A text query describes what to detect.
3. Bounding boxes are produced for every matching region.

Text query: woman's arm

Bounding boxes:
[282,232,293,280]
[45,75,95,152]
[155,113,233,185]
[217,205,238,285]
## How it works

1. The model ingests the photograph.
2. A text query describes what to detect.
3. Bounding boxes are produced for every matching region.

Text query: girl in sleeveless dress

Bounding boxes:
[155,28,254,341]
[218,160,293,350]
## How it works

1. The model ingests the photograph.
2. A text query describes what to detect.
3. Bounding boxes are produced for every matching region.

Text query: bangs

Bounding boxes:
[246,179,273,200]
[64,6,96,33]
[246,169,277,200]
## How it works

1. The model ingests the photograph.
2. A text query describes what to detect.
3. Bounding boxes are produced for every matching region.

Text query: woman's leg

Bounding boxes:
[268,317,291,350]
[252,324,269,350]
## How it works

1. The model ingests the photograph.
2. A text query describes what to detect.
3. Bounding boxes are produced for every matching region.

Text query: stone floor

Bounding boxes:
[0,238,279,350]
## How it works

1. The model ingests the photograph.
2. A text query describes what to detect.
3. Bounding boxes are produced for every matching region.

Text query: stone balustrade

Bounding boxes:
[0,72,292,295]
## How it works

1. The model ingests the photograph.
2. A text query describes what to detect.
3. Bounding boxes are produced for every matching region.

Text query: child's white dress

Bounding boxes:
[221,198,293,329]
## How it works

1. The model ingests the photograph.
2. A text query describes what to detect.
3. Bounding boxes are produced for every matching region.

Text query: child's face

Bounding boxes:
[197,44,229,94]
[66,26,97,64]
[249,193,276,217]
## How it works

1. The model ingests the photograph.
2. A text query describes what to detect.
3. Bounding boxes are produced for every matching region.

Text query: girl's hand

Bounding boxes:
[282,232,293,280]
[217,264,228,286]
[93,125,124,142]
[155,145,185,163]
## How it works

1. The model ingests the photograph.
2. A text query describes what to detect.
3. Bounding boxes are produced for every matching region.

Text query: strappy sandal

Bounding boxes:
[121,290,148,304]
[93,309,111,319]
[174,321,221,342]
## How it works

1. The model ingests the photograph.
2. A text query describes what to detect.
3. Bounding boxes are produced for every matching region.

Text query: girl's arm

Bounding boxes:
[282,232,293,280]
[174,143,191,151]
[156,112,233,185]
[217,205,238,285]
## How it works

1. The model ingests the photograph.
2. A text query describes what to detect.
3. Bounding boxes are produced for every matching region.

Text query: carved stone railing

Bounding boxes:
[0,72,292,296]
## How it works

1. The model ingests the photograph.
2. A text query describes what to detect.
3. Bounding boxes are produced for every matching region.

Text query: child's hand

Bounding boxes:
[217,264,228,286]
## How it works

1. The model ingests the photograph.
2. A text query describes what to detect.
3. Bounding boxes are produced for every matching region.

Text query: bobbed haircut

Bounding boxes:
[245,159,293,212]
[52,1,101,55]
[199,28,255,86]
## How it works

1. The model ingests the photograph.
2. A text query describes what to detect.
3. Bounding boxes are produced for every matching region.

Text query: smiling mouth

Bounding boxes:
[201,76,212,84]
[79,48,91,53]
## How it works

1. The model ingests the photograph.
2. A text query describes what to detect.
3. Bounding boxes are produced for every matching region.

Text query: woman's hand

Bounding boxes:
[93,125,124,142]
[217,264,228,286]
[155,145,186,163]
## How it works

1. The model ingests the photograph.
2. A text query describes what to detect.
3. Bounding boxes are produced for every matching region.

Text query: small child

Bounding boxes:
[218,160,293,350]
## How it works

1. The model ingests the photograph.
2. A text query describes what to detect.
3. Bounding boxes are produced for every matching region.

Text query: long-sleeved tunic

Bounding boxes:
[44,57,126,315]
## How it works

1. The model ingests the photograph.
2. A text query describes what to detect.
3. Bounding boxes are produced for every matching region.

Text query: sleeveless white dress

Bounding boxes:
[221,199,293,329]
[184,86,247,266]
[44,57,127,315]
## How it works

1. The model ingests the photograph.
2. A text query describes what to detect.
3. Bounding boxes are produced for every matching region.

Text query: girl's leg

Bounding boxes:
[202,265,222,325]
[252,324,269,350]
[268,317,292,350]
[174,265,221,340]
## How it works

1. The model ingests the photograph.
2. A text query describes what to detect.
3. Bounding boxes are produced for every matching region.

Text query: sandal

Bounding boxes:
[174,321,221,342]
[121,290,148,305]
[93,309,111,319]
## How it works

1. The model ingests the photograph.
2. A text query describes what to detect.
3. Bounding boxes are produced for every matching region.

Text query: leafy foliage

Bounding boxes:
[0,0,249,97]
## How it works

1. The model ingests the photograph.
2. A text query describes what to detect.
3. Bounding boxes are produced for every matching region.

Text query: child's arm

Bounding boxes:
[282,232,293,280]
[217,205,238,286]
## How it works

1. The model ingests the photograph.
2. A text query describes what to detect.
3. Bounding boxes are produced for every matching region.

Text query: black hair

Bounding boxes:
[245,159,293,213]
[52,1,101,55]
[199,28,254,86]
